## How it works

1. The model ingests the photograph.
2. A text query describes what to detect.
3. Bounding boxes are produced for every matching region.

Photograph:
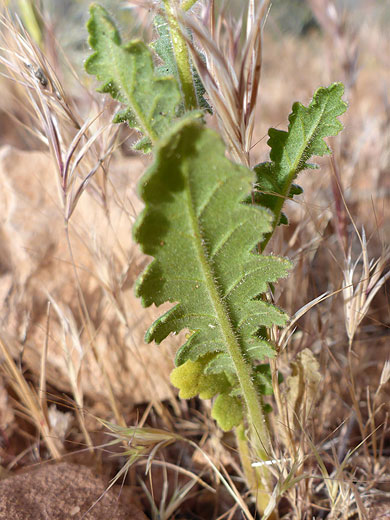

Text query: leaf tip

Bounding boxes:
[85,3,121,57]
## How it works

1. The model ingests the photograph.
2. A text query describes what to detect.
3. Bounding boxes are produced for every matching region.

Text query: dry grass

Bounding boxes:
[0,1,389,519]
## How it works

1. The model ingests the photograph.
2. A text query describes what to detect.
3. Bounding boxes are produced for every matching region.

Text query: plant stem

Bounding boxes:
[163,0,198,111]
[261,187,291,252]
[181,0,198,10]
[236,424,277,517]
[184,174,274,513]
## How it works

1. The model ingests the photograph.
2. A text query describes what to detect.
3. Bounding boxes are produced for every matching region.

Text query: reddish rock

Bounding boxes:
[0,462,147,520]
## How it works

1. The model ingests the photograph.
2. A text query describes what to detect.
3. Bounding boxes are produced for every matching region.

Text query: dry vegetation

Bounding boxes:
[0,1,389,519]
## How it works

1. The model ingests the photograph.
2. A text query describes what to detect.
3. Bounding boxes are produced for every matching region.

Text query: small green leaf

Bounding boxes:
[170,356,231,399]
[211,394,243,431]
[85,4,181,145]
[133,136,153,154]
[253,365,274,395]
[254,83,347,240]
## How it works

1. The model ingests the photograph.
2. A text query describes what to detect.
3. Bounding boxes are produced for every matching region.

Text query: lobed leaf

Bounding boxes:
[151,15,180,80]
[254,83,347,235]
[151,14,211,113]
[134,117,291,428]
[85,4,181,145]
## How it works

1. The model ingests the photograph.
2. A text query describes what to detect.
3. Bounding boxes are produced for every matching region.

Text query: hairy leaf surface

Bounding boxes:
[85,4,180,145]
[151,15,180,80]
[151,14,211,113]
[134,118,290,426]
[254,83,347,233]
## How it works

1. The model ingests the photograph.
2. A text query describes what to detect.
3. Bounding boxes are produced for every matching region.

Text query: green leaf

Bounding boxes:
[85,4,181,145]
[170,356,231,400]
[192,57,212,113]
[253,364,274,396]
[254,83,347,239]
[211,394,243,432]
[134,117,291,428]
[133,136,153,154]
[151,15,180,80]
[151,14,211,114]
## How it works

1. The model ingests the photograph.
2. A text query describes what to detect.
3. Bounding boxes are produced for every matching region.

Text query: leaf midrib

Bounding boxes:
[264,95,331,249]
[183,163,268,429]
[184,169,238,348]
[281,100,328,190]
[107,36,158,142]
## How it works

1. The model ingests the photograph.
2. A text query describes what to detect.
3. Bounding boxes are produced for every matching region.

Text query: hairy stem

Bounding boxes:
[236,423,277,517]
[163,0,198,110]
[184,173,273,512]
[261,190,291,252]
